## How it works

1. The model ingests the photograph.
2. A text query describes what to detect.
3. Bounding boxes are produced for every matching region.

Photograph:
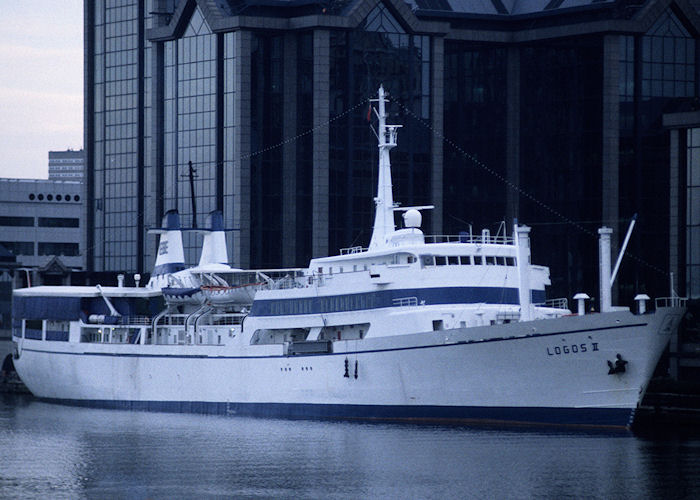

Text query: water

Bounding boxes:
[1,394,700,499]
[2,342,699,499]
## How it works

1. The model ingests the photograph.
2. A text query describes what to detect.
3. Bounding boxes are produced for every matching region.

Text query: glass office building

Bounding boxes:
[85,0,700,305]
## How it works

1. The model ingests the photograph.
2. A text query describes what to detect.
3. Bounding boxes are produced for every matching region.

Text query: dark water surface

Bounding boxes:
[2,394,700,499]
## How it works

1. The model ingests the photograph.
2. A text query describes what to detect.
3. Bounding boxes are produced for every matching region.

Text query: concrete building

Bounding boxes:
[85,0,699,308]
[48,149,85,181]
[0,178,85,275]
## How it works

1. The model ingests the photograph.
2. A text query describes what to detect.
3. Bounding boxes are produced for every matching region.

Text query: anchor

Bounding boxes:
[607,353,628,375]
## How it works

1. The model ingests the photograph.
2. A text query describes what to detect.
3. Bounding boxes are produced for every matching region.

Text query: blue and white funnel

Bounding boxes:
[149,210,186,280]
[198,210,229,267]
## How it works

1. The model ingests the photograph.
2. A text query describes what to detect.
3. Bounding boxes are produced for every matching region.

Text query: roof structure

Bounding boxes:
[147,0,700,42]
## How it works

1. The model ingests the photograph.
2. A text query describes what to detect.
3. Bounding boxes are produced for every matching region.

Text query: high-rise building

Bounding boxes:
[48,149,85,181]
[84,0,700,305]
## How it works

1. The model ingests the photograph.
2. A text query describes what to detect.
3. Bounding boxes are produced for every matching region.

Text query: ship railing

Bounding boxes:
[158,314,187,326]
[269,275,307,290]
[535,298,569,310]
[424,234,514,245]
[340,245,367,255]
[392,296,418,307]
[208,313,244,326]
[655,296,687,308]
[122,315,151,326]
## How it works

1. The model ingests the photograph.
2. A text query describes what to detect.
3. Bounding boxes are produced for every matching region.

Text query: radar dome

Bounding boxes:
[403,209,422,228]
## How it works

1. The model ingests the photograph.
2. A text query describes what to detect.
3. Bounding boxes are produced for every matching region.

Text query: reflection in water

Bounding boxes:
[1,395,700,499]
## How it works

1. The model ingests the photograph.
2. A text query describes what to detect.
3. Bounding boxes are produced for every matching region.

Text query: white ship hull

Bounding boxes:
[13,308,682,429]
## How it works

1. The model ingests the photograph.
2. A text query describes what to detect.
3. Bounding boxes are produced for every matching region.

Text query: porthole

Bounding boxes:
[65,195,71,201]
[47,194,53,201]
[29,193,35,200]
[38,194,44,200]
[74,195,80,201]
[56,194,62,201]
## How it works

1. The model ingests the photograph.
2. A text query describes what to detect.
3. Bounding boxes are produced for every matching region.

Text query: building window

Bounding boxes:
[0,241,34,255]
[38,242,80,256]
[642,11,695,99]
[38,217,80,228]
[0,216,34,227]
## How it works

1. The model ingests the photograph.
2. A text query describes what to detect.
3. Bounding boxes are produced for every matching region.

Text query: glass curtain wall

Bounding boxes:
[443,43,507,235]
[619,10,695,299]
[93,0,141,272]
[143,0,154,269]
[520,38,604,301]
[328,4,431,253]
[250,34,284,268]
[163,6,218,264]
[295,33,314,266]
[686,129,700,299]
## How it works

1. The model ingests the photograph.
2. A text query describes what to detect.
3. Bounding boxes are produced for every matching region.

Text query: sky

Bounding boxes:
[0,1,83,179]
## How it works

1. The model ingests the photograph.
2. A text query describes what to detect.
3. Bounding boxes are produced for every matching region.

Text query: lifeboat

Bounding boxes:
[200,282,266,305]
[161,286,205,305]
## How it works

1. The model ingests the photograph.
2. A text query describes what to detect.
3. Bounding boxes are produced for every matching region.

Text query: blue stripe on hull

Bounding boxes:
[36,398,634,430]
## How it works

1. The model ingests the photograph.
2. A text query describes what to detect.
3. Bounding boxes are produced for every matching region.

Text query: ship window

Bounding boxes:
[435,256,447,266]
[496,257,506,266]
[474,256,483,265]
[448,256,459,265]
[407,255,416,264]
[506,257,516,266]
[24,319,43,340]
[459,256,471,265]
[432,320,444,331]
[485,256,496,265]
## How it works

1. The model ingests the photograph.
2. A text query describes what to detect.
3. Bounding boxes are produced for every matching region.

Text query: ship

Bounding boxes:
[11,86,686,430]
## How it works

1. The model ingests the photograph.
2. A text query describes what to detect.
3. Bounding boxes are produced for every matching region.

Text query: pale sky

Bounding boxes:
[0,1,83,179]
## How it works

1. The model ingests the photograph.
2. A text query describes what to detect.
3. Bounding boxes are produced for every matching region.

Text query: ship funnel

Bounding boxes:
[149,210,186,277]
[198,210,229,267]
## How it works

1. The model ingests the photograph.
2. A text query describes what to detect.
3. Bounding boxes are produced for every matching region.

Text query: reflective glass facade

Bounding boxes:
[164,7,218,262]
[619,10,696,300]
[328,4,431,252]
[687,128,700,298]
[520,38,604,300]
[250,34,284,268]
[443,43,507,234]
[92,0,141,272]
[85,0,698,304]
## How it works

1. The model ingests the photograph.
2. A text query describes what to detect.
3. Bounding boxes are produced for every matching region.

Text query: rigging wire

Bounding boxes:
[396,101,670,280]
[85,93,668,281]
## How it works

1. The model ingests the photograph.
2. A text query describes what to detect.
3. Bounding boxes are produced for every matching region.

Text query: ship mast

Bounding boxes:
[369,85,402,250]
